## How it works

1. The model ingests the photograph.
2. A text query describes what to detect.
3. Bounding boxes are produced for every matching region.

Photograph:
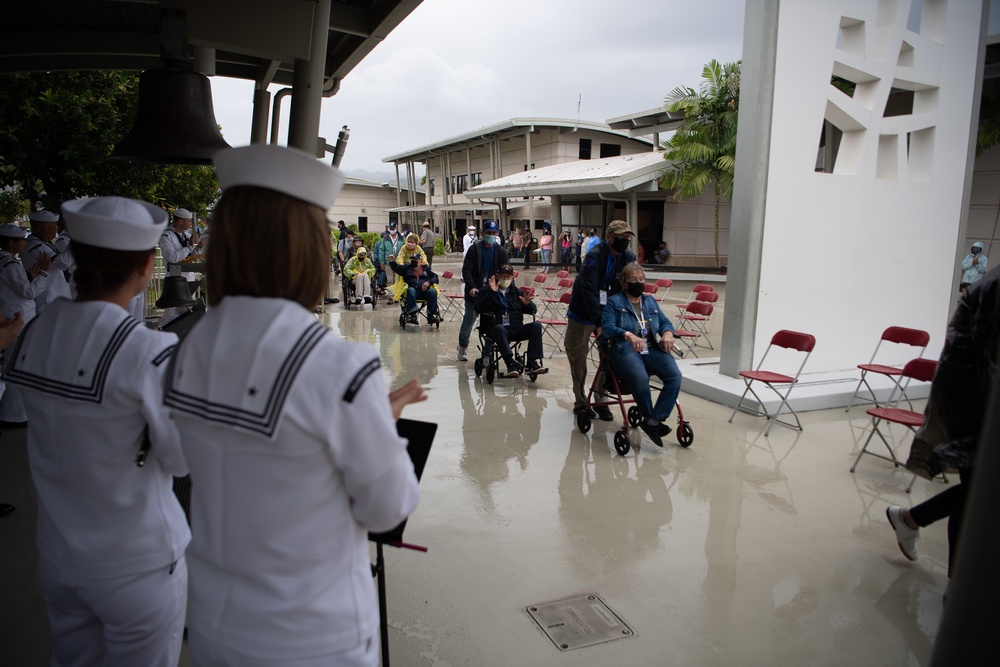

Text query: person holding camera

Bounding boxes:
[960,241,989,293]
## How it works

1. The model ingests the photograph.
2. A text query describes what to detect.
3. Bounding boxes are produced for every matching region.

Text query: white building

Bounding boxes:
[328,176,424,235]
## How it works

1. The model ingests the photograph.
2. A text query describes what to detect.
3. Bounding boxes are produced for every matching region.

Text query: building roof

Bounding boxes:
[0,0,423,87]
[463,150,668,198]
[606,107,686,138]
[344,176,409,191]
[382,117,653,163]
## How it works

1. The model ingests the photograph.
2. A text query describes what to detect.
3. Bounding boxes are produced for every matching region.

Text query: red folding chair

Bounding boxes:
[537,278,573,317]
[678,284,714,314]
[850,358,937,491]
[728,330,816,436]
[845,326,931,412]
[439,270,466,321]
[655,278,673,305]
[537,292,571,358]
[642,283,658,298]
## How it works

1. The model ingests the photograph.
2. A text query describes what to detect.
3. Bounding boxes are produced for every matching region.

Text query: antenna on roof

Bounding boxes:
[576,94,581,129]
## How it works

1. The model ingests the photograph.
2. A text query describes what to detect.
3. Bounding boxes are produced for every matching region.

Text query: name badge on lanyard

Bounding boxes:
[599,290,608,306]
[502,313,510,326]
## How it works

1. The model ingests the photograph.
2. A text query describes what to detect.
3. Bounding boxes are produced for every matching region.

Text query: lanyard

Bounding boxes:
[497,290,507,312]
[605,254,615,290]
[483,244,495,277]
[629,299,647,335]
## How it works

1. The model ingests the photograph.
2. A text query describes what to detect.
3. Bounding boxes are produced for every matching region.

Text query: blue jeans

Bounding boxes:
[406,286,438,314]
[540,248,552,269]
[608,344,681,421]
[459,298,477,348]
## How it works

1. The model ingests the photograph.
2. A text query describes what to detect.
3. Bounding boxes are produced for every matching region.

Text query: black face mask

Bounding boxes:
[972,247,982,254]
[612,237,630,253]
[626,281,644,298]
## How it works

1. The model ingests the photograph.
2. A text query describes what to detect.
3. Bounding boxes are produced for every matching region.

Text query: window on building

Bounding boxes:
[579,138,592,160]
[600,143,621,158]
[456,174,467,194]
[472,172,482,187]
[523,163,535,171]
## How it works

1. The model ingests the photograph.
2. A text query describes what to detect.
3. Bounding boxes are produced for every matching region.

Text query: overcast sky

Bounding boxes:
[209,0,746,178]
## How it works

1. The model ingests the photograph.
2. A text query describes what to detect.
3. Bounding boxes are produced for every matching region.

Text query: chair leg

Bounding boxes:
[851,421,880,472]
[728,383,753,423]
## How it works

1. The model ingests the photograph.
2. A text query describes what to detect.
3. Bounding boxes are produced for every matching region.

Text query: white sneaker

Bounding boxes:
[886,506,919,561]
[456,346,468,361]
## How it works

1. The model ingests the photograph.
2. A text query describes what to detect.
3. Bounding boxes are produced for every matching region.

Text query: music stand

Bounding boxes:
[369,418,436,667]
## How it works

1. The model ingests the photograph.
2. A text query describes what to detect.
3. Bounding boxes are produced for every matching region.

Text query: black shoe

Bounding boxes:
[526,360,548,375]
[639,419,664,447]
[0,504,15,518]
[363,296,372,304]
[504,362,522,378]
[574,406,598,418]
[658,423,673,437]
[595,406,614,422]
[406,314,419,324]
[0,420,27,429]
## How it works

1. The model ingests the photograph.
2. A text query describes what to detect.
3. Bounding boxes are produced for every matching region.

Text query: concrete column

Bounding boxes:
[250,88,271,144]
[719,0,779,378]
[551,194,562,237]
[288,0,331,154]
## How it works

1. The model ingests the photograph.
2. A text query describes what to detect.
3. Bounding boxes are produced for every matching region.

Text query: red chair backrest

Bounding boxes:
[520,286,535,297]
[556,270,569,279]
[693,284,714,293]
[772,330,816,352]
[513,270,519,278]
[695,291,719,304]
[902,358,937,382]
[684,301,713,316]
[558,278,574,288]
[883,326,930,347]
[643,283,658,295]
[656,278,673,289]
[533,274,547,284]
[442,271,454,279]
[559,292,572,304]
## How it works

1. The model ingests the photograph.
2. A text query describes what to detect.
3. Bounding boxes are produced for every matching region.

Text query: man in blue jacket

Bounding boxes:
[458,220,509,361]
[565,220,636,419]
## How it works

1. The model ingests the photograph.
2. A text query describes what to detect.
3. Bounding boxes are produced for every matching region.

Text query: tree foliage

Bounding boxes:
[659,59,741,267]
[0,71,219,217]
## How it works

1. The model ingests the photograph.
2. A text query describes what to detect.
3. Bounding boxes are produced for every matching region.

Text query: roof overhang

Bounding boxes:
[464,151,668,199]
[0,0,423,88]
[606,107,686,138]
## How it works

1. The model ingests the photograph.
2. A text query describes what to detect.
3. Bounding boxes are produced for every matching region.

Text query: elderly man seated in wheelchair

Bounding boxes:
[400,253,441,324]
[343,243,376,305]
[600,261,682,447]
[474,263,548,378]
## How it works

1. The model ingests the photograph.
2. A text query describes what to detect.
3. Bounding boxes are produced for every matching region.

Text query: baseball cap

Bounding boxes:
[483,219,499,233]
[607,220,633,236]
[498,263,514,275]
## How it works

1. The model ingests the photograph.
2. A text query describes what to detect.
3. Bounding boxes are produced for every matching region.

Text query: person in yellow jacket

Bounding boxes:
[390,233,427,303]
[343,245,376,305]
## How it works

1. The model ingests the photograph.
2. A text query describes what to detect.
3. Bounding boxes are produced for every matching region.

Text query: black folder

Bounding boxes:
[369,418,436,544]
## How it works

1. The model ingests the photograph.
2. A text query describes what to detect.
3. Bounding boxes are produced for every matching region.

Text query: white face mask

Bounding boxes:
[499,279,512,289]
[406,242,416,249]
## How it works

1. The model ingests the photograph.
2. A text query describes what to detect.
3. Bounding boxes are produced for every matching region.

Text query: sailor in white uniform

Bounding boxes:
[165,144,420,667]
[158,207,203,276]
[21,209,74,315]
[3,197,190,667]
[0,223,50,426]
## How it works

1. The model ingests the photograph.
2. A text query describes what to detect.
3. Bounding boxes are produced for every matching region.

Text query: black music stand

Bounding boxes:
[369,418,436,667]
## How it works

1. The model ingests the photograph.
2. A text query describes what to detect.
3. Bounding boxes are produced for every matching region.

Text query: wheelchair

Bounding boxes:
[576,341,694,456]
[398,287,441,329]
[472,312,542,384]
[341,272,376,310]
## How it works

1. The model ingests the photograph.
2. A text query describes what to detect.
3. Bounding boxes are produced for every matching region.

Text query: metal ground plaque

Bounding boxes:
[526,593,634,651]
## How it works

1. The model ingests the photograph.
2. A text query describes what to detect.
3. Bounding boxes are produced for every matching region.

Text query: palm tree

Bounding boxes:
[659,59,741,268]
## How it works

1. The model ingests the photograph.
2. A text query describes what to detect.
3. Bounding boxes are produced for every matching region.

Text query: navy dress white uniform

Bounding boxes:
[2,197,190,667]
[166,144,419,666]
[0,223,50,424]
[21,209,74,314]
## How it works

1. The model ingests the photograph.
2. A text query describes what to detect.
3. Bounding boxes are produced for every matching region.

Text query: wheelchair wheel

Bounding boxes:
[485,364,495,384]
[398,314,406,329]
[677,421,694,448]
[474,358,483,377]
[576,411,591,434]
[614,429,631,456]
[627,406,641,427]
[527,372,537,383]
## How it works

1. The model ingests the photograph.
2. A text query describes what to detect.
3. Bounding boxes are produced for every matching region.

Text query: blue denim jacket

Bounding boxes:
[600,292,674,355]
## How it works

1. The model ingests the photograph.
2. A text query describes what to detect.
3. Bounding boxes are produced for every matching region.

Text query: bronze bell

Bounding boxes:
[156,276,198,308]
[113,64,231,164]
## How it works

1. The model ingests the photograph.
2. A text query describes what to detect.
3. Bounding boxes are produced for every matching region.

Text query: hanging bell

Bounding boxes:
[156,276,198,308]
[113,64,231,164]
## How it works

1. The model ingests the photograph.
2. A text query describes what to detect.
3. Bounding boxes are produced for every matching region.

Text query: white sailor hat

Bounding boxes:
[172,208,193,220]
[213,144,345,210]
[61,197,169,251]
[0,223,28,239]
[468,225,476,231]
[28,210,59,223]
